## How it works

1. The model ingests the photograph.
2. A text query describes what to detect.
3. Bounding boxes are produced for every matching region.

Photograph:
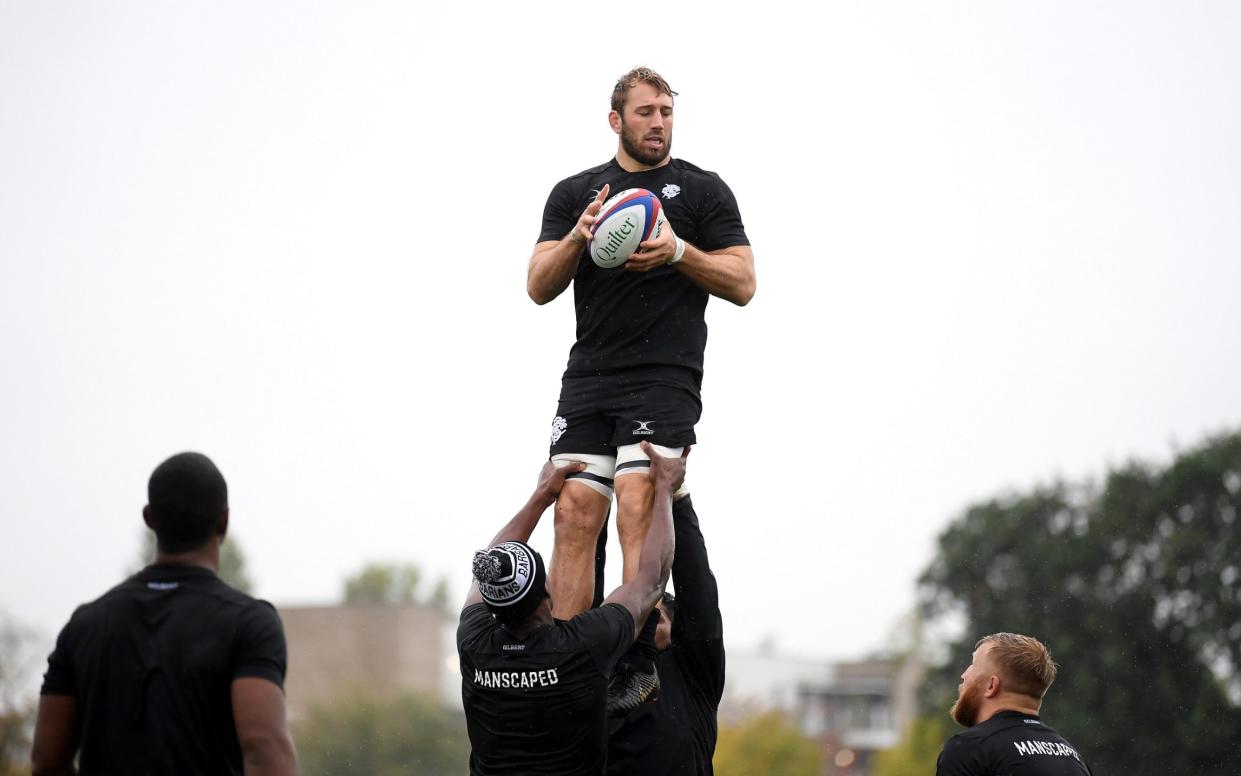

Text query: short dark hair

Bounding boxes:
[978,632,1058,699]
[611,66,677,113]
[147,452,228,553]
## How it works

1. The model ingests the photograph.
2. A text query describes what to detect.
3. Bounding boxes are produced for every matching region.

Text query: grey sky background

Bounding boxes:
[3,1,1240,672]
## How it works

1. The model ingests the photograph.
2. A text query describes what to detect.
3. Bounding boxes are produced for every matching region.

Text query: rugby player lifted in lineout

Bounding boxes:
[457,443,687,776]
[526,66,754,710]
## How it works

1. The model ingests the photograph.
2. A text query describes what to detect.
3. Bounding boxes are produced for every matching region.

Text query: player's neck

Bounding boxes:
[982,698,1041,722]
[503,609,554,640]
[153,542,220,574]
[614,149,672,173]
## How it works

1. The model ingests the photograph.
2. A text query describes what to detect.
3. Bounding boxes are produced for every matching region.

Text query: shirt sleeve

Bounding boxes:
[571,603,636,675]
[232,601,287,688]
[669,500,725,702]
[538,177,586,243]
[936,736,984,776]
[457,603,493,649]
[40,616,80,697]
[693,175,749,252]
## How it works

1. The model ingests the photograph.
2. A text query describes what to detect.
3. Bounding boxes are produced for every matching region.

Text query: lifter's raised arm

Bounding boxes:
[463,459,585,609]
[604,443,687,629]
[527,184,610,305]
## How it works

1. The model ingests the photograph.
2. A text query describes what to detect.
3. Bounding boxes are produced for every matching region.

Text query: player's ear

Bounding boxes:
[985,675,1001,698]
[609,110,622,135]
[216,508,230,540]
[142,505,154,530]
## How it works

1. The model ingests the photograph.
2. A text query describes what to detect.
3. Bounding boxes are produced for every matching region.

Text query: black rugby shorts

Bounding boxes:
[548,367,702,456]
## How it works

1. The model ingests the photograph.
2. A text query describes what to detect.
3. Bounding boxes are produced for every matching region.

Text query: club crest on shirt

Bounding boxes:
[551,416,568,444]
[661,184,681,199]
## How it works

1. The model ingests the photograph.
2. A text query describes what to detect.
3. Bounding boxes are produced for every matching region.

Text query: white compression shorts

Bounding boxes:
[552,454,617,499]
[553,444,689,501]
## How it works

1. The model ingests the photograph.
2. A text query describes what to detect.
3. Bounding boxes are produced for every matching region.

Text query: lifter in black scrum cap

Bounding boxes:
[457,442,688,776]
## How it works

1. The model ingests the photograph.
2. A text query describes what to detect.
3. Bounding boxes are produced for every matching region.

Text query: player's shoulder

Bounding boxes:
[71,570,155,617]
[187,570,275,614]
[457,603,498,647]
[666,159,741,208]
[559,603,634,642]
[61,590,111,632]
[944,711,1049,761]
[669,158,730,184]
[937,721,1010,773]
[938,728,974,754]
[552,160,616,189]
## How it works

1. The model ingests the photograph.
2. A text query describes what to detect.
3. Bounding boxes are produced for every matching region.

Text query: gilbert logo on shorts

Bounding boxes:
[632,420,655,436]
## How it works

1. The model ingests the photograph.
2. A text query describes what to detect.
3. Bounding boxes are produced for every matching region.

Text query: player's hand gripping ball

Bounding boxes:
[588,188,665,269]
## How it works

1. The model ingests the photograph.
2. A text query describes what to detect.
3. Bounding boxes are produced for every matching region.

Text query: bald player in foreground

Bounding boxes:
[457,443,687,775]
[32,452,298,776]
[937,633,1091,776]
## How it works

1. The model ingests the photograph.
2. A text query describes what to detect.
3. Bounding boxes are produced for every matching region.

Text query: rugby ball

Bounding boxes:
[588,188,665,269]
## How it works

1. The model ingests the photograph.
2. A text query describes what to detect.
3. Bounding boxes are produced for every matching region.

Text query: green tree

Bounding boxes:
[343,563,451,612]
[872,714,950,776]
[135,530,254,594]
[919,429,1241,774]
[294,690,468,776]
[713,710,823,776]
[0,612,38,776]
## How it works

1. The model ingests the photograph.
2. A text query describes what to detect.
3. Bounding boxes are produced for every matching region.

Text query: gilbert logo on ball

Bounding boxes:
[588,188,664,269]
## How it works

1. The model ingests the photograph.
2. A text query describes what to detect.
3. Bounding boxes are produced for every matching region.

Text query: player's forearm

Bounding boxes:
[633,485,676,606]
[527,237,582,304]
[31,696,78,776]
[670,503,721,640]
[675,245,755,306]
[487,492,555,547]
[31,754,76,776]
[241,733,299,776]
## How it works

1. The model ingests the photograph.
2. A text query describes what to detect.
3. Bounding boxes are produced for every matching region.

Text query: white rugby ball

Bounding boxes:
[588,188,665,269]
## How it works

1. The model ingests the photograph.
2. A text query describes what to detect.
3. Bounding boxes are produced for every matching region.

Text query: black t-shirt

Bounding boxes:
[607,496,724,776]
[538,158,750,380]
[936,710,1092,775]
[458,602,636,775]
[40,564,287,776]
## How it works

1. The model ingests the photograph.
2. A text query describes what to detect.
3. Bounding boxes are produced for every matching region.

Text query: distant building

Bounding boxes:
[723,648,923,776]
[722,647,834,720]
[277,603,455,720]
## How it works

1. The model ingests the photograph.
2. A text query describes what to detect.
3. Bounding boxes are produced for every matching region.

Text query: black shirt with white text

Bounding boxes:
[937,710,1092,776]
[458,602,635,775]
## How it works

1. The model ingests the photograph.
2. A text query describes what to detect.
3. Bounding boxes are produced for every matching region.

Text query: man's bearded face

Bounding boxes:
[951,674,986,727]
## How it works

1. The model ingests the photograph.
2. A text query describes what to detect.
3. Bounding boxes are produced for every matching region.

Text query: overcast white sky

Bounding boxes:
[3,1,1240,675]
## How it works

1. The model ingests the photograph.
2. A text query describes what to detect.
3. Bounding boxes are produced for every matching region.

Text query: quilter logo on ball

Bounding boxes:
[594,216,637,264]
